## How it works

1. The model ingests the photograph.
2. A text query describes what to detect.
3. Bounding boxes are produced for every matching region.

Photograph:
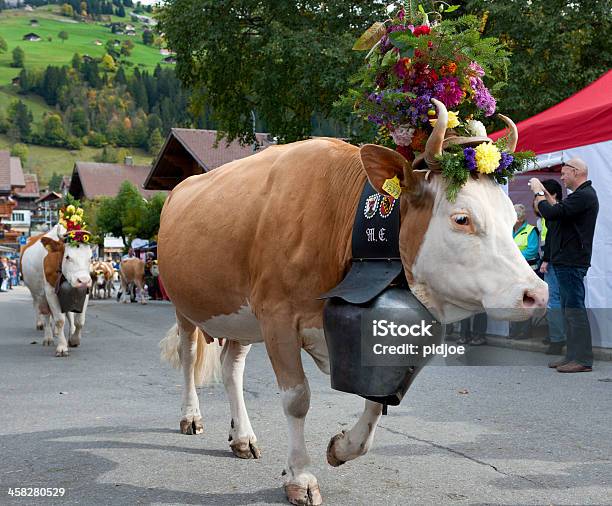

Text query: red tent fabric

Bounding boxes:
[490,70,612,154]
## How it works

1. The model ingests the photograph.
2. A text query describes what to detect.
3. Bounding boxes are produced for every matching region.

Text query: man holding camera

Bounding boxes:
[530,158,599,373]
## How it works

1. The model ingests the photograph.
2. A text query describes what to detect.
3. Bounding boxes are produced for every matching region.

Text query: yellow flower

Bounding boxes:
[429,110,460,129]
[66,205,76,214]
[475,142,501,174]
[83,234,90,243]
[76,207,84,216]
[72,214,81,223]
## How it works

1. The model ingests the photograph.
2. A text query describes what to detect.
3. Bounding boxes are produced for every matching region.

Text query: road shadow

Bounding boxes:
[0,425,286,505]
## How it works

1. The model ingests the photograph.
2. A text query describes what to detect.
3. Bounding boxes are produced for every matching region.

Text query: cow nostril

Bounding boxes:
[523,292,536,307]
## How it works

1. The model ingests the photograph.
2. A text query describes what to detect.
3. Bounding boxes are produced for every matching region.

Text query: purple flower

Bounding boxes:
[468,61,485,77]
[497,152,514,172]
[470,77,496,116]
[434,77,463,108]
[464,147,477,171]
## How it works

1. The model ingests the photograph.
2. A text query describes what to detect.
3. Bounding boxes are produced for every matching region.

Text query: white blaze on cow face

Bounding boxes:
[95,271,106,287]
[409,176,548,323]
[62,244,93,289]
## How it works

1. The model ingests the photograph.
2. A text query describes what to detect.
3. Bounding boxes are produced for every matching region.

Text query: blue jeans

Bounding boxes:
[553,265,592,367]
[545,265,565,343]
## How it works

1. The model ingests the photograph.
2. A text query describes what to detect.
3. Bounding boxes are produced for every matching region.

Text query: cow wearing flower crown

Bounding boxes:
[156,96,548,505]
[21,205,93,357]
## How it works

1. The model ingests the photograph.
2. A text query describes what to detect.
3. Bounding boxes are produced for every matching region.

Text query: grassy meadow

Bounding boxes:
[0,5,164,183]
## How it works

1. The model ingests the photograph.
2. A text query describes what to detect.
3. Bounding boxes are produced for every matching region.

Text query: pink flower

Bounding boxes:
[434,76,464,108]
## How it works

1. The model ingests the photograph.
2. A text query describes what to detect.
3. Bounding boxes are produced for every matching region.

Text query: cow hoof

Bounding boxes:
[55,348,69,357]
[326,432,346,467]
[42,337,53,346]
[140,300,147,305]
[284,483,322,506]
[230,438,261,459]
[68,338,80,348]
[180,416,204,435]
[36,323,44,331]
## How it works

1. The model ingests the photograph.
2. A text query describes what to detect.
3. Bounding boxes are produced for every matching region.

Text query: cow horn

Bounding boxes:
[424,98,448,169]
[498,114,518,152]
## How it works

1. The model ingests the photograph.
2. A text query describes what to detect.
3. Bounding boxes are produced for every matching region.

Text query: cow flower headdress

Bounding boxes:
[58,204,92,246]
[344,2,536,200]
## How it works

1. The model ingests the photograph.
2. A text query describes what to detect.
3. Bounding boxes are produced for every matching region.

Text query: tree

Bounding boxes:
[120,39,134,57]
[48,172,63,192]
[0,35,7,54]
[142,29,154,46]
[466,0,612,123]
[11,46,25,68]
[148,128,163,154]
[39,113,68,147]
[116,4,125,17]
[58,31,69,43]
[157,0,387,144]
[60,3,74,17]
[8,100,33,141]
[101,53,117,72]
[10,143,28,164]
[141,193,166,239]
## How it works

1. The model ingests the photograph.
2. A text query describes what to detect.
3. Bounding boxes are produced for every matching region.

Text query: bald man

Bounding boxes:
[529,158,598,373]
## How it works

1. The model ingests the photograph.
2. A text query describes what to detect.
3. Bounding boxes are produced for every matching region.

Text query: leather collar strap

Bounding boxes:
[320,181,403,304]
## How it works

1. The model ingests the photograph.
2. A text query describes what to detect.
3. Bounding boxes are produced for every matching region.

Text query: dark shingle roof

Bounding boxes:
[70,162,161,199]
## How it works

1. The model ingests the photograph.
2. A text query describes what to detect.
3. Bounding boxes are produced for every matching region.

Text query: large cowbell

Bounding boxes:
[320,181,442,406]
[56,275,88,314]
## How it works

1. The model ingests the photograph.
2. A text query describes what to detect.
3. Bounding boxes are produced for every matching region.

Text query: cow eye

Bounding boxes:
[453,214,470,226]
[65,256,71,261]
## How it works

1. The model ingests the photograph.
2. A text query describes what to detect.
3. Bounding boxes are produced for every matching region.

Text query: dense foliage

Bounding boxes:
[1,59,197,151]
[465,0,612,123]
[157,0,389,144]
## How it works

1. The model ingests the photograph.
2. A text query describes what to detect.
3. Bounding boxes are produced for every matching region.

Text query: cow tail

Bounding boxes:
[159,324,222,386]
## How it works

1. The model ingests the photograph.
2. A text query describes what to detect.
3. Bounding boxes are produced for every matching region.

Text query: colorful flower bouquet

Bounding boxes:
[58,204,92,246]
[343,2,536,199]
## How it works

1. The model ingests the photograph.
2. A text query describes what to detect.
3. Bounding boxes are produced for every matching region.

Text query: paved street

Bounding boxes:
[1,285,611,505]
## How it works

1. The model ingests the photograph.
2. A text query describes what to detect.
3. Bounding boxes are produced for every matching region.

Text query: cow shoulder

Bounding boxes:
[41,237,65,287]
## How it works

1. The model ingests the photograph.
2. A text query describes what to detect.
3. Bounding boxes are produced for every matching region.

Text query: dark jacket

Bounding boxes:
[537,180,598,267]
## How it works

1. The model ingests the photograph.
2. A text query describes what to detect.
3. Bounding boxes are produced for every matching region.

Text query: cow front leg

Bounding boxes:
[138,280,147,304]
[44,287,68,356]
[264,325,322,506]
[221,340,260,459]
[177,316,204,435]
[68,296,88,347]
[327,400,382,467]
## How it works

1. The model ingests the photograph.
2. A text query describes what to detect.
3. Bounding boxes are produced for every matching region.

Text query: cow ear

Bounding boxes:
[41,237,62,252]
[359,144,413,196]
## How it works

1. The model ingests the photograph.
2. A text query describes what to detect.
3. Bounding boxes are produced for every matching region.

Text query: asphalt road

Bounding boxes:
[1,286,611,505]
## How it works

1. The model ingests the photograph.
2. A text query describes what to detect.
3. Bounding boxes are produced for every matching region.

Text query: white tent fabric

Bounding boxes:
[535,140,612,348]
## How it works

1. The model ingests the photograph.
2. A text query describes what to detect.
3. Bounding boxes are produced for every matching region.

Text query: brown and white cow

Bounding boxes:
[119,257,146,304]
[21,225,93,357]
[90,260,114,299]
[158,100,548,505]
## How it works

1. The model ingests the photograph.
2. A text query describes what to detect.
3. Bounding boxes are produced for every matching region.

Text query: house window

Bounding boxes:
[12,212,25,222]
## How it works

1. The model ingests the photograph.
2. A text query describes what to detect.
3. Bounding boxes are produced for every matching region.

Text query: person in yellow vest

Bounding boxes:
[510,204,540,339]
[513,204,540,268]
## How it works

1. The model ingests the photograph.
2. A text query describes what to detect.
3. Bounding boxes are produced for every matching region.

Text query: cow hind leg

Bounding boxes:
[221,340,260,459]
[34,300,44,331]
[264,322,322,506]
[176,317,204,434]
[327,400,383,467]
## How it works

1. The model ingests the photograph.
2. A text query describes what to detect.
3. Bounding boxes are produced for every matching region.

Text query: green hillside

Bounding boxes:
[0,5,166,184]
[0,6,167,84]
[0,133,152,184]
